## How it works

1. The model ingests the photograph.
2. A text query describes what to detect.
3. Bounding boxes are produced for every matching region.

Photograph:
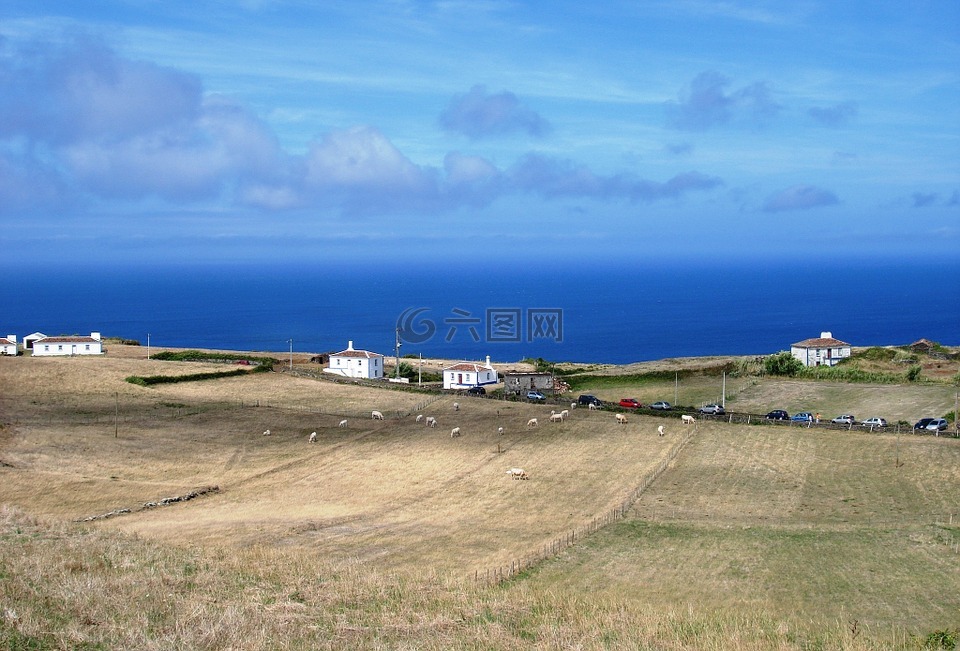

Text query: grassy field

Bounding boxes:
[1,347,958,649]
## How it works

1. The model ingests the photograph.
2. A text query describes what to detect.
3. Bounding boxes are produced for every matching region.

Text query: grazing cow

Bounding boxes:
[372,411,384,420]
[506,468,529,480]
[571,403,577,410]
[426,417,437,428]
[498,426,504,435]
[616,413,627,424]
[526,418,538,428]
[453,402,460,412]
[309,431,317,443]
[588,403,599,410]
[262,429,271,436]
[338,419,348,428]
[416,414,424,423]
[450,427,461,438]
[681,414,696,425]
[550,413,564,423]
[561,409,569,419]
[657,425,665,436]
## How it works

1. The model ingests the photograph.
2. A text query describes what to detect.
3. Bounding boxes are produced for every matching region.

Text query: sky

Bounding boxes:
[1,1,958,268]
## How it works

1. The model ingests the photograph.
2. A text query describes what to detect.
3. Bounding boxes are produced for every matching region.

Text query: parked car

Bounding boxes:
[578,394,602,407]
[791,412,814,422]
[466,386,486,396]
[699,403,725,415]
[925,418,948,432]
[650,401,672,410]
[831,414,856,425]
[526,390,545,402]
[913,418,935,430]
[765,410,789,420]
[861,417,887,427]
[619,398,642,409]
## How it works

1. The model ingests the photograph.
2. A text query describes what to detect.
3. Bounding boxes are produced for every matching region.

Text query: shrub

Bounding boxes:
[906,365,922,382]
[764,352,803,377]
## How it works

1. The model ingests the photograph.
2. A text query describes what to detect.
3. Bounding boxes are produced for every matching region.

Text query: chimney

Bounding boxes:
[7,335,15,343]
[820,331,832,339]
[486,355,491,367]
[91,332,101,341]
[347,340,354,350]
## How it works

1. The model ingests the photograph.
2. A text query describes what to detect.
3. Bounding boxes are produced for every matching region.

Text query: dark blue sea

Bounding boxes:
[1,261,956,364]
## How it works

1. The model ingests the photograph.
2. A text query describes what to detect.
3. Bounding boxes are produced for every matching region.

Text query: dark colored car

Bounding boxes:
[650,401,672,410]
[765,410,789,420]
[527,391,545,402]
[619,398,642,409]
[699,403,725,415]
[466,386,486,396]
[913,418,935,430]
[578,394,602,407]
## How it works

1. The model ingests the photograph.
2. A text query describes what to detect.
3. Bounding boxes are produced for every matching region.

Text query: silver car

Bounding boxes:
[925,418,948,432]
[861,417,887,427]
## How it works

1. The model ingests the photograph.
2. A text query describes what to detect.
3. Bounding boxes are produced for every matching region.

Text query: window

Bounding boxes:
[85,344,90,350]
[57,345,63,351]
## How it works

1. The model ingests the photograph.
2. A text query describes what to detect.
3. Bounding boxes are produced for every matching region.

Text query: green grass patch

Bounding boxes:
[125,368,261,386]
[150,350,279,367]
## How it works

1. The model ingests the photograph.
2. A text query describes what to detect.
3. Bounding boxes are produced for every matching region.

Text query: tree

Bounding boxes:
[764,351,803,377]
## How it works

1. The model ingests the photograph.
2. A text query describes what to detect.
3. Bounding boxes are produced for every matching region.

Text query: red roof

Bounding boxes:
[791,336,849,348]
[0,338,16,346]
[444,361,494,372]
[330,348,382,359]
[36,336,100,344]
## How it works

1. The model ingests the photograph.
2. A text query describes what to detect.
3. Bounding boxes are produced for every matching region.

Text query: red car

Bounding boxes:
[619,398,642,409]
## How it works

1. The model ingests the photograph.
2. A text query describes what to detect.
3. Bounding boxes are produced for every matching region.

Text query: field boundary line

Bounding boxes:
[475,423,698,585]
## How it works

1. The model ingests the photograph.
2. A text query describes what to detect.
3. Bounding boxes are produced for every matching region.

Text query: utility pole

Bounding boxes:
[288,338,293,370]
[147,333,150,360]
[394,327,402,379]
[674,372,678,405]
[418,352,422,386]
[114,391,119,438]
[722,370,726,408]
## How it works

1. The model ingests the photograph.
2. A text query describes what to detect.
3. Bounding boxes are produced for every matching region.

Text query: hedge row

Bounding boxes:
[126,368,258,386]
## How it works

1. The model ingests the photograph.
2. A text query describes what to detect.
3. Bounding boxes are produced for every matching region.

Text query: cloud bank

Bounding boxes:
[666,71,781,130]
[439,84,550,139]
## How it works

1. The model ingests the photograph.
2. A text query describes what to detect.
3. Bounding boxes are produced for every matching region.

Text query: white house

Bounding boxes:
[31,332,103,356]
[22,332,47,351]
[0,335,17,356]
[790,332,851,367]
[324,340,384,379]
[443,356,498,390]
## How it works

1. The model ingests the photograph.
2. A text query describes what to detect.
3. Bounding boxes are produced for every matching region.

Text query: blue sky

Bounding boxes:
[1,1,958,267]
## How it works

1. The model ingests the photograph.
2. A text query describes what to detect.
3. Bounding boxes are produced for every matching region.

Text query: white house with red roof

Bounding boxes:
[31,332,103,356]
[443,356,498,390]
[0,335,18,356]
[790,332,851,367]
[324,340,384,379]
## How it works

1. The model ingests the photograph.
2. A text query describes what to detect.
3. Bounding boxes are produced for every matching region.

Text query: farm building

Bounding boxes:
[443,356,498,390]
[0,335,18,356]
[790,331,851,367]
[31,332,103,356]
[22,332,47,351]
[503,371,555,395]
[324,340,384,379]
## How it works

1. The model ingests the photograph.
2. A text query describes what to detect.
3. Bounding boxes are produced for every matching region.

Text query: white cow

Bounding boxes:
[681,414,696,425]
[416,414,424,423]
[616,413,627,424]
[498,426,505,435]
[550,413,564,423]
[561,409,569,419]
[338,419,348,428]
[308,431,317,442]
[588,403,599,410]
[506,467,529,480]
[426,416,437,428]
[450,427,461,438]
[372,411,384,420]
[657,424,665,436]
[526,418,538,428]
[453,402,460,411]
[262,429,271,436]
[571,403,577,410]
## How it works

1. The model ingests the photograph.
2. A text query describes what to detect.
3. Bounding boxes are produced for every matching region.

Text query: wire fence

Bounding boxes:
[474,423,698,585]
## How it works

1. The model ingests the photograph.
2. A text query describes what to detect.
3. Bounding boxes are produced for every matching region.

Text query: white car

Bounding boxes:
[861,417,887,427]
[831,414,856,425]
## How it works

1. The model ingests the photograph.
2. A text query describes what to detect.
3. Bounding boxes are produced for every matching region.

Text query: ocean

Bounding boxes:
[1,260,956,364]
